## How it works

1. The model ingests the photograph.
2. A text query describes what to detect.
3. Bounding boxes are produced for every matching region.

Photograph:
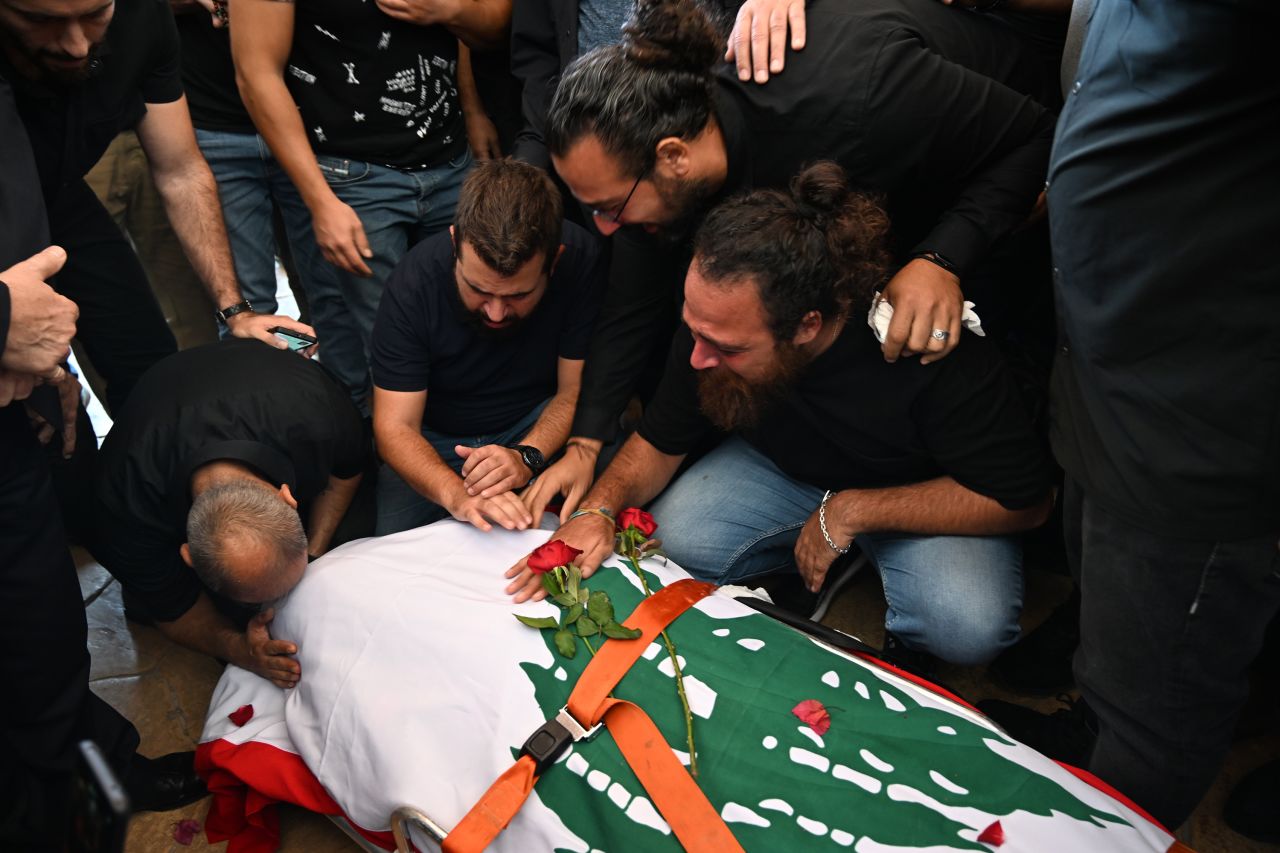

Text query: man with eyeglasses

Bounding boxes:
[371,159,604,535]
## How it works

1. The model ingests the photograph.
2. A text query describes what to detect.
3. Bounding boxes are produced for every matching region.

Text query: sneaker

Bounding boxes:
[881,630,940,680]
[811,552,868,622]
[1224,760,1280,843]
[989,587,1080,694]
[978,694,1097,767]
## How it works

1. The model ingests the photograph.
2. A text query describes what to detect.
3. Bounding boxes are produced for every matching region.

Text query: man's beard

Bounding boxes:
[651,172,720,247]
[3,36,106,86]
[462,309,526,340]
[696,342,810,432]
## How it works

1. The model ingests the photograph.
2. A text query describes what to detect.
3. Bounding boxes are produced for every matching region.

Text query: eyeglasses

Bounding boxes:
[591,173,643,224]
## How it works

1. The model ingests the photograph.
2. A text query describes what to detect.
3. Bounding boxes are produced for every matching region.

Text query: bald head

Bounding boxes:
[185,479,308,605]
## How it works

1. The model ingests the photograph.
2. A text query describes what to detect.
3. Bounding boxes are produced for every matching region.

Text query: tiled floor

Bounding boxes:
[80,548,1278,852]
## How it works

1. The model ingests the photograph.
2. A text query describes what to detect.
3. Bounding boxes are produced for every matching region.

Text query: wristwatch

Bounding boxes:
[215,299,254,322]
[507,444,546,476]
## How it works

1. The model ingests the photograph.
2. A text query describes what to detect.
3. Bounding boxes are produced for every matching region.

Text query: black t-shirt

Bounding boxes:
[0,0,185,201]
[371,223,605,436]
[288,0,464,169]
[639,323,1051,510]
[90,340,365,622]
[175,13,254,134]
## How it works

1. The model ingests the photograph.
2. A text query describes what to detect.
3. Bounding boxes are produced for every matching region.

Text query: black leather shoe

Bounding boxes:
[881,630,940,680]
[989,588,1080,694]
[125,751,208,812]
[978,695,1097,768]
[1224,759,1280,843]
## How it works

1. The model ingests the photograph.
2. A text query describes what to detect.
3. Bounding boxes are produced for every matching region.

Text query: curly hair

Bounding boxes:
[546,0,727,177]
[693,162,893,340]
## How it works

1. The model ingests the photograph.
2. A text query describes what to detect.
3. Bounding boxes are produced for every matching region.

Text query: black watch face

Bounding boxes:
[521,446,545,471]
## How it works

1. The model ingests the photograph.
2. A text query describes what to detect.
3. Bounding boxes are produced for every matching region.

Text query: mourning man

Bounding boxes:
[528,0,1058,520]
[372,159,603,534]
[509,164,1053,666]
[0,0,314,413]
[90,340,365,688]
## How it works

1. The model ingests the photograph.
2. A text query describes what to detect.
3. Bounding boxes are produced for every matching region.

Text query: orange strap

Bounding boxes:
[444,578,742,853]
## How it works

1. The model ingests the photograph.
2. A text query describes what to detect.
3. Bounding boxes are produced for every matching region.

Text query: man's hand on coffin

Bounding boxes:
[504,511,615,603]
[457,443,532,497]
[244,607,300,689]
[521,441,598,524]
[449,489,533,533]
[794,493,854,593]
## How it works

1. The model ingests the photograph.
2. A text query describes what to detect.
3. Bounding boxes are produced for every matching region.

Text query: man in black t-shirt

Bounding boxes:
[232,0,509,409]
[0,0,315,413]
[371,160,603,535]
[508,165,1053,666]
[90,340,365,688]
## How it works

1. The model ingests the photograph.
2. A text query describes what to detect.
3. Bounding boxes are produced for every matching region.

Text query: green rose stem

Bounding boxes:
[621,535,698,778]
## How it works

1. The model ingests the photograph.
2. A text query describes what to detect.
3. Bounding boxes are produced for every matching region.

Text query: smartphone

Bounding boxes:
[68,740,129,853]
[269,326,318,352]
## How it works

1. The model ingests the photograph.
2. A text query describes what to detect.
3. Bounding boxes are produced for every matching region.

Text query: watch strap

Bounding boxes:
[216,299,254,322]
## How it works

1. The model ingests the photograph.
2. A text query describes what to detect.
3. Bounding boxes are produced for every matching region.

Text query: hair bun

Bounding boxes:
[790,162,851,220]
[623,0,723,74]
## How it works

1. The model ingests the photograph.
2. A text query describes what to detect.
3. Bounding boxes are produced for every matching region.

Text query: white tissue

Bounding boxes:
[866,291,985,345]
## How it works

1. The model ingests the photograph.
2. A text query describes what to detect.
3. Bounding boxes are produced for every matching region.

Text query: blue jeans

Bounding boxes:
[650,436,1024,665]
[314,150,472,411]
[376,400,547,535]
[195,128,324,318]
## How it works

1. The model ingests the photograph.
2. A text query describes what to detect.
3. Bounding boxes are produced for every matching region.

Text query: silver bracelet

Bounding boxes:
[819,490,850,555]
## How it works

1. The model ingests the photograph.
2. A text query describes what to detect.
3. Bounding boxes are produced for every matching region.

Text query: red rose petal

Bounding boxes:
[527,539,584,573]
[617,507,658,537]
[172,818,201,845]
[791,699,832,735]
[228,704,254,727]
[977,820,1005,846]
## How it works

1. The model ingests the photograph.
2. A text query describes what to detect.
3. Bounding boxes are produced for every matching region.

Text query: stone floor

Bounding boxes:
[80,548,1278,852]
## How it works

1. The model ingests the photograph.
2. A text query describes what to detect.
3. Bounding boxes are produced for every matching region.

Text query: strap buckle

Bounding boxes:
[519,706,602,776]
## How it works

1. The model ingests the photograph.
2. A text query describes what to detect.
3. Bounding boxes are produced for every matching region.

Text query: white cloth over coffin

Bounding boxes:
[200,520,1176,853]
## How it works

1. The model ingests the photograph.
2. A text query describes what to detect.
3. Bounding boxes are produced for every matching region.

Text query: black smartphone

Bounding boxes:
[269,326,318,352]
[68,740,129,853]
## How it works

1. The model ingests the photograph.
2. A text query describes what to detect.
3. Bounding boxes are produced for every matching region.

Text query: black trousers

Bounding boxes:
[1065,477,1280,829]
[49,178,178,415]
[0,406,138,851]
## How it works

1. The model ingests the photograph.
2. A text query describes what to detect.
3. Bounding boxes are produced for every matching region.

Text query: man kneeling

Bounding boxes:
[372,159,604,535]
[508,163,1053,666]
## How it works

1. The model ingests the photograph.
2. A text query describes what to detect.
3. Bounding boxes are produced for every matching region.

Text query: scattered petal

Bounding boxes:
[791,699,831,736]
[172,818,201,845]
[228,704,254,727]
[977,820,1005,846]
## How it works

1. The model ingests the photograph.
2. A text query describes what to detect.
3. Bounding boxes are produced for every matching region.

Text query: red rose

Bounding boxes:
[527,539,583,573]
[616,507,658,537]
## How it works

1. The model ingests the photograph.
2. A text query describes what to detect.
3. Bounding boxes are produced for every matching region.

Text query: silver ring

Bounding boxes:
[931,328,950,341]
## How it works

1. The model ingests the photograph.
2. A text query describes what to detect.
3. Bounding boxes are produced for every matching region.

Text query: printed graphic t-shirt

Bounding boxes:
[288,0,465,168]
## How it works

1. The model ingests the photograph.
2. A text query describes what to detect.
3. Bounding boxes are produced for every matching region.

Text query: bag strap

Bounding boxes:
[443,578,743,853]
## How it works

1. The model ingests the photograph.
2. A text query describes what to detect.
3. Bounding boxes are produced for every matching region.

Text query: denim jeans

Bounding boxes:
[195,128,325,318]
[376,400,547,535]
[1064,478,1280,828]
[314,149,472,411]
[650,436,1024,665]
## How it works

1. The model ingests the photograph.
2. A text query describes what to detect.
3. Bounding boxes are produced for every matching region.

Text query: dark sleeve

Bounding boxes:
[510,0,561,170]
[914,337,1052,510]
[635,327,715,456]
[867,27,1055,275]
[0,282,10,361]
[557,232,606,360]
[91,509,202,623]
[141,0,186,104]
[327,383,367,479]
[571,231,685,440]
[369,257,433,393]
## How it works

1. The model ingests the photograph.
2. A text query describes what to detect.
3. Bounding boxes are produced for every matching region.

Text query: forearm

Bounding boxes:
[306,474,362,556]
[150,158,242,308]
[156,594,249,666]
[377,421,468,511]
[235,70,335,212]
[520,389,577,457]
[579,433,682,513]
[441,0,510,49]
[831,476,1052,538]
